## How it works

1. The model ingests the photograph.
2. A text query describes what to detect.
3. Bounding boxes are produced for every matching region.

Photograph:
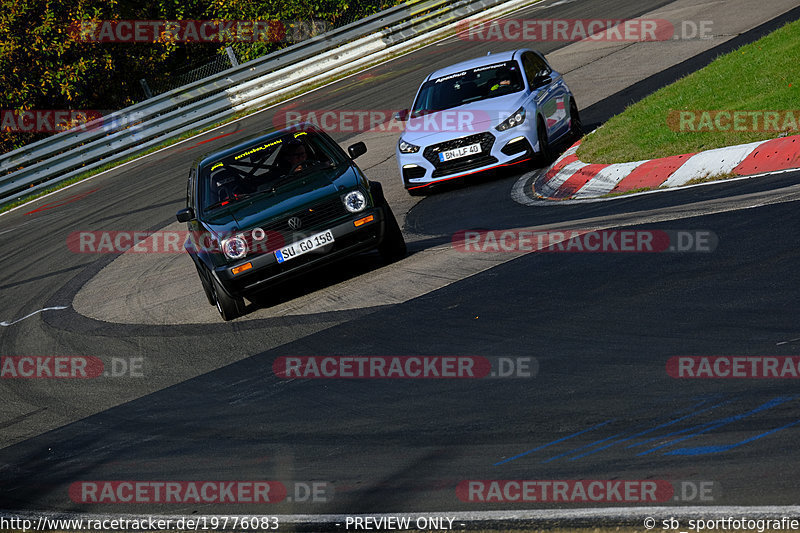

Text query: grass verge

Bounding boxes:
[577,18,800,164]
[601,186,654,198]
[683,170,740,186]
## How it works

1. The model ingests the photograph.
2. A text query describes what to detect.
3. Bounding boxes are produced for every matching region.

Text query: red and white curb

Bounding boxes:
[526,134,800,202]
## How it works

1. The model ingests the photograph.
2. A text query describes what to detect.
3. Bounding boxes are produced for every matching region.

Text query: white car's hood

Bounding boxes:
[401,93,529,145]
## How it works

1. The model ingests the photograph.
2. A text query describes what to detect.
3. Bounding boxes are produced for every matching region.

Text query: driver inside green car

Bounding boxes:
[278,139,311,173]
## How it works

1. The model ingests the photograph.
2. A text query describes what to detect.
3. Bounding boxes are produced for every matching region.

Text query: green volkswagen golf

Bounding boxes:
[176,123,406,321]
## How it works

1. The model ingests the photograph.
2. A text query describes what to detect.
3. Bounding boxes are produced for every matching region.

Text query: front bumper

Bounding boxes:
[398,128,535,191]
[214,207,385,298]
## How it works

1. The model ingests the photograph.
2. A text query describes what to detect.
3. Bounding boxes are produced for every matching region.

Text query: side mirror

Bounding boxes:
[176,207,195,222]
[348,141,367,160]
[533,75,552,88]
[393,109,410,122]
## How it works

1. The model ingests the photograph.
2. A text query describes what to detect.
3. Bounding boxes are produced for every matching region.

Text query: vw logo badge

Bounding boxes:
[287,216,302,230]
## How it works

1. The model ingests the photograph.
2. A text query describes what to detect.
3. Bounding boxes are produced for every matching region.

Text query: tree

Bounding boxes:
[0,0,396,154]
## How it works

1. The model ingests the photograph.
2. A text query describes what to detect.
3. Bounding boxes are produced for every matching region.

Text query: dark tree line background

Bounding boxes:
[0,0,396,154]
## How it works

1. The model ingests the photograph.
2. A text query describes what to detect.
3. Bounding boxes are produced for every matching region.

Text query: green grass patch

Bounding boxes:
[683,170,741,185]
[601,186,654,198]
[577,18,800,164]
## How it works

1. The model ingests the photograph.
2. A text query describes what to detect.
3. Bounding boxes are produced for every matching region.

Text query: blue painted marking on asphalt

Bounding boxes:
[538,396,730,463]
[627,399,749,449]
[542,432,625,463]
[684,393,728,410]
[493,419,615,466]
[496,396,795,466]
[627,396,787,450]
[566,398,732,461]
[664,418,800,456]
[635,396,795,456]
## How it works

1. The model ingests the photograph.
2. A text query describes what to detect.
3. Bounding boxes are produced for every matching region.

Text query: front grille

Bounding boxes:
[235,225,381,293]
[423,132,497,177]
[267,226,379,276]
[243,198,349,256]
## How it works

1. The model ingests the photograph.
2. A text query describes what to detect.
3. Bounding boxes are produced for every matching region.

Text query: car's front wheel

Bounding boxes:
[536,117,551,166]
[194,261,216,306]
[569,98,583,140]
[210,272,246,321]
[370,181,407,262]
[378,202,407,263]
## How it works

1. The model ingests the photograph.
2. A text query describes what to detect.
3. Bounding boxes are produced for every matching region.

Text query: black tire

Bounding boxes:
[369,181,407,262]
[194,261,215,306]
[369,180,386,204]
[536,117,551,166]
[378,202,407,263]
[569,98,583,141]
[210,272,246,321]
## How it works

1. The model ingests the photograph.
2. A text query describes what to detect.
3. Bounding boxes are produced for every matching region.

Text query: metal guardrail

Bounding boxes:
[0,0,530,203]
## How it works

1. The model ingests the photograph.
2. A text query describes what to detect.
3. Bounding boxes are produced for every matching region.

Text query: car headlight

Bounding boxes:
[398,140,420,154]
[343,190,367,213]
[221,235,247,260]
[496,107,526,131]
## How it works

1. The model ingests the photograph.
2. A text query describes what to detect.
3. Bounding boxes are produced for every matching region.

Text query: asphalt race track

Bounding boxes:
[2,0,800,521]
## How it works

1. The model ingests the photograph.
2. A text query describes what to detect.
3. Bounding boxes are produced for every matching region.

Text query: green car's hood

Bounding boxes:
[201,164,361,235]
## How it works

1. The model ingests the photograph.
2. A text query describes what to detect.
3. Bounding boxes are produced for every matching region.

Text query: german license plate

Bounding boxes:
[275,230,334,263]
[439,143,482,162]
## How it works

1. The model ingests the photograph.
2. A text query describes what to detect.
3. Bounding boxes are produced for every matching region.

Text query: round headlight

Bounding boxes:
[221,236,247,260]
[343,191,367,213]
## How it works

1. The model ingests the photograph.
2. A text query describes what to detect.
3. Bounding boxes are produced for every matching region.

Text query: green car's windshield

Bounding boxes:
[200,130,347,212]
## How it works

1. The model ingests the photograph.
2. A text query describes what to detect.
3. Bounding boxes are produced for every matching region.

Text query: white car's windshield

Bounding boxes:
[411,61,524,117]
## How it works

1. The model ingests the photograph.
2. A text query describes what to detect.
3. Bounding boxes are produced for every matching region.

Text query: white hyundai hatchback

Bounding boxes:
[395,49,581,195]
